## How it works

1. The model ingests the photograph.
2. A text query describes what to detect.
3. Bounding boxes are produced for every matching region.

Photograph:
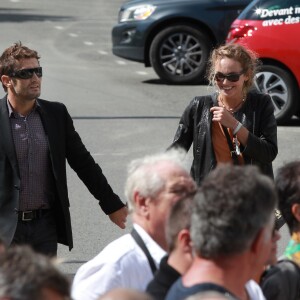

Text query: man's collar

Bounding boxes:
[6,98,39,117]
[133,223,166,263]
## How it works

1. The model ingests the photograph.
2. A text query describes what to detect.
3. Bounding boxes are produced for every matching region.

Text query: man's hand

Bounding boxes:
[108,205,128,229]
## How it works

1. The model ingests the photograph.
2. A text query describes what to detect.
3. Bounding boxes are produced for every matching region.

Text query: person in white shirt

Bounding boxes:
[71,149,197,300]
[98,288,153,300]
[245,280,266,300]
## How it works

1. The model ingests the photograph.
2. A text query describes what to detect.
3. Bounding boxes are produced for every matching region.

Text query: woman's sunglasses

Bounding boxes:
[9,67,43,79]
[214,71,244,83]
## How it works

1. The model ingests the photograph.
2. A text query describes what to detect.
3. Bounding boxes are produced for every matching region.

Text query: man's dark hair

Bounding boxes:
[191,164,277,258]
[275,160,300,234]
[0,41,40,92]
[0,246,70,300]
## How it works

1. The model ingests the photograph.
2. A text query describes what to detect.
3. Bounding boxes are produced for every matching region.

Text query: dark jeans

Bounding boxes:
[11,210,57,256]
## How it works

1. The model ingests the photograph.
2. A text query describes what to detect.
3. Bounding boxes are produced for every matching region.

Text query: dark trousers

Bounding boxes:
[11,210,57,256]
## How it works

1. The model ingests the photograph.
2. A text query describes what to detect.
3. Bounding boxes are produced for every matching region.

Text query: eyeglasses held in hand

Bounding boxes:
[9,67,43,79]
[214,71,244,83]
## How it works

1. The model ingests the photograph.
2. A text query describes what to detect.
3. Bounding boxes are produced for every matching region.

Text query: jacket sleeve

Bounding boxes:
[63,105,125,215]
[169,98,196,152]
[243,94,278,163]
[261,261,300,300]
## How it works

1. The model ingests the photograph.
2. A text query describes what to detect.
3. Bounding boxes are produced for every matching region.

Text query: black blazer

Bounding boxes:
[0,96,125,249]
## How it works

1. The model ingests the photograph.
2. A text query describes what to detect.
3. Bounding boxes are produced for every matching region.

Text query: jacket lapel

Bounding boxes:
[0,96,19,176]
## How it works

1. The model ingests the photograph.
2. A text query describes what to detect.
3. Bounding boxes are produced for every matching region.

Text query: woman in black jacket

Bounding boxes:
[170,43,277,185]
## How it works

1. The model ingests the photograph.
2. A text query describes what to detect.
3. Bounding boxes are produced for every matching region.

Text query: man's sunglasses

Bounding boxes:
[214,71,244,83]
[9,67,43,79]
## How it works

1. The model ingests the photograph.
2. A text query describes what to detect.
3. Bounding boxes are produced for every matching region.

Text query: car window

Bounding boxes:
[239,0,300,20]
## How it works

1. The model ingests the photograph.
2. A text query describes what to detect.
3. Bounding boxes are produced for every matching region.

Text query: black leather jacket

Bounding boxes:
[171,90,278,185]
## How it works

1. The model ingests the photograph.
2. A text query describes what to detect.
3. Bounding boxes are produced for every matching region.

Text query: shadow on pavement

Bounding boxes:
[280,117,300,127]
[0,8,75,22]
[72,116,179,120]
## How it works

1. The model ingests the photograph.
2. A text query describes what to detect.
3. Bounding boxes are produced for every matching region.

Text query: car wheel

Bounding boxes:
[254,65,299,124]
[150,24,211,84]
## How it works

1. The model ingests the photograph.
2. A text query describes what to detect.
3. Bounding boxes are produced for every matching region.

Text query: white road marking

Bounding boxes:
[84,41,94,46]
[116,60,126,65]
[98,50,108,55]
[136,71,148,75]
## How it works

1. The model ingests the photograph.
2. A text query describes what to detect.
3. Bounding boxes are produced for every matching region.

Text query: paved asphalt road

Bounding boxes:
[1,0,300,277]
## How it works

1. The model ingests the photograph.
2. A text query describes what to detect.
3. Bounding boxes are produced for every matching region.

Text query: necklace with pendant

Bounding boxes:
[218,97,245,114]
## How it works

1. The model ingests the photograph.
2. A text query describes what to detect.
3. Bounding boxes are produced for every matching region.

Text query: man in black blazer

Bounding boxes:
[0,42,128,256]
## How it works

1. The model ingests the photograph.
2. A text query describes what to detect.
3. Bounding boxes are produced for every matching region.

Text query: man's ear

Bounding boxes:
[133,191,150,217]
[1,75,13,89]
[177,229,192,253]
[250,227,265,255]
[291,203,300,222]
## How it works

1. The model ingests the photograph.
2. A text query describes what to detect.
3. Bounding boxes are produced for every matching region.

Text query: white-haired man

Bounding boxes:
[72,149,196,300]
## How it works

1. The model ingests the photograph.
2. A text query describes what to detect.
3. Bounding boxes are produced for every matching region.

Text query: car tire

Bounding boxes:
[149,24,211,84]
[254,65,299,124]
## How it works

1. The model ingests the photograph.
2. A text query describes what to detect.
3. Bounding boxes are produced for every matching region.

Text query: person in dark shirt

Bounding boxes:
[169,43,277,185]
[259,160,300,300]
[146,196,194,299]
[0,42,128,256]
[165,165,277,300]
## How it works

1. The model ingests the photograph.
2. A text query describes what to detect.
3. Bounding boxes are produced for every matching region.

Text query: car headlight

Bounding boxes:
[119,5,156,22]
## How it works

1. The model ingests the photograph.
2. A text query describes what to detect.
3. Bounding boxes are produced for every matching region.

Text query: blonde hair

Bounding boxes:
[207,43,259,96]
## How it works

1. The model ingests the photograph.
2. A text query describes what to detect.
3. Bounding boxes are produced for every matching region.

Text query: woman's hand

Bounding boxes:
[210,106,237,129]
[210,106,249,146]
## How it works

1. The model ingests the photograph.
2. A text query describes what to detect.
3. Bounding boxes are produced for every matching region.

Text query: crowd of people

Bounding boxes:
[0,41,298,300]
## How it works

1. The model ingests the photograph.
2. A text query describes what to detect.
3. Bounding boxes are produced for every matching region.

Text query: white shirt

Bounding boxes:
[246,280,266,300]
[71,224,166,300]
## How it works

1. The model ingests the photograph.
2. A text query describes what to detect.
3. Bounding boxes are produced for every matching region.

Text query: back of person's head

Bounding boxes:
[275,160,300,234]
[0,246,70,300]
[125,148,190,211]
[98,288,154,300]
[0,41,40,92]
[191,164,277,258]
[166,195,194,252]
